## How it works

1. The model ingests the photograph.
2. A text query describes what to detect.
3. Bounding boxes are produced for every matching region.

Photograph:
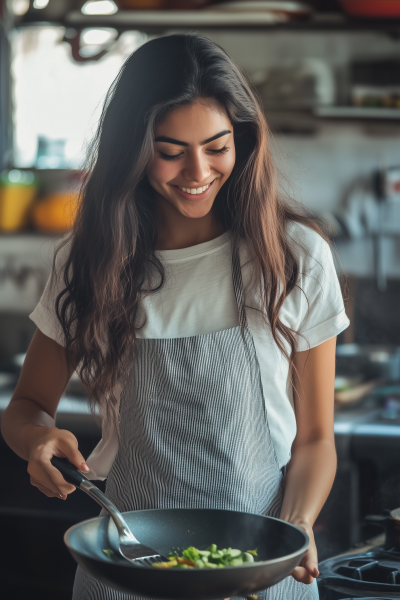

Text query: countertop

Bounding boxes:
[0,390,100,436]
[1,388,400,446]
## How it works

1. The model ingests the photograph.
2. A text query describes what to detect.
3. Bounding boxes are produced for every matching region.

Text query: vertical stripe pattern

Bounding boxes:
[73,246,319,600]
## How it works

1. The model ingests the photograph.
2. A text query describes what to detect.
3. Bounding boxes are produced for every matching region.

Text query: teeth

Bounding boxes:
[179,183,211,194]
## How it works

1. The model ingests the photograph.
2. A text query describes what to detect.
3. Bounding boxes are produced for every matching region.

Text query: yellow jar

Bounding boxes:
[0,170,37,232]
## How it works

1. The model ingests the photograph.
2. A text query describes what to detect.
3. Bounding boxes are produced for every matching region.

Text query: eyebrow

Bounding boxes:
[154,129,231,147]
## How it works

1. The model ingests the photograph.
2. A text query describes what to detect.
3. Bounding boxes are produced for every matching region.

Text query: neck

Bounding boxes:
[155,196,225,251]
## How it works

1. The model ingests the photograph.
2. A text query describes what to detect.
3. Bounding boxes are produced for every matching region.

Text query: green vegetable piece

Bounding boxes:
[198,550,210,558]
[168,551,179,559]
[243,552,254,563]
[102,549,114,558]
[246,549,258,556]
[177,564,193,569]
[194,560,205,569]
[228,548,241,558]
[210,551,224,560]
[182,546,199,561]
[230,557,244,566]
[204,561,218,569]
[207,543,217,553]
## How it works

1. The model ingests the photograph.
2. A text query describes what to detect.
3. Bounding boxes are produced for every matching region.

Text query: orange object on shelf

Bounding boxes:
[0,170,37,232]
[32,192,80,233]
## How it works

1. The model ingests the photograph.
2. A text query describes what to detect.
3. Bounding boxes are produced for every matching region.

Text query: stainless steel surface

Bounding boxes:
[72,477,166,566]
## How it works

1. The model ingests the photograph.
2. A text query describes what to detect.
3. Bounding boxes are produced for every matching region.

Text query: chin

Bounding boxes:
[177,202,214,219]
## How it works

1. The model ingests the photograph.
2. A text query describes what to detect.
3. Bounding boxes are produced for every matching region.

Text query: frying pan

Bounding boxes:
[55,460,309,599]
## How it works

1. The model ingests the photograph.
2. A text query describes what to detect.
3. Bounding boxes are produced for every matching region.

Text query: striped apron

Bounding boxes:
[72,247,319,600]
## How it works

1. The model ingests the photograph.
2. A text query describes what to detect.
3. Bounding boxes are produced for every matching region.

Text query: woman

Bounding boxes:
[1,34,349,599]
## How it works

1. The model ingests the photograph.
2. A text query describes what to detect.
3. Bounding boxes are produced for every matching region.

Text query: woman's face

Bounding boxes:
[147,100,236,220]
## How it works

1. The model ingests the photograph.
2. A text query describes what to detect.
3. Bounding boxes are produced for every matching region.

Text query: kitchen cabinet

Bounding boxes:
[0,393,102,600]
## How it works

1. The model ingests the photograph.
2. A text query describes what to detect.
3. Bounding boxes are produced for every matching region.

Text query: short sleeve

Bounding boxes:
[285,223,350,351]
[29,240,72,347]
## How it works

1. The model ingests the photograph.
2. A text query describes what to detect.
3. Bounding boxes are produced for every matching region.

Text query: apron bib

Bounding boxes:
[73,247,319,600]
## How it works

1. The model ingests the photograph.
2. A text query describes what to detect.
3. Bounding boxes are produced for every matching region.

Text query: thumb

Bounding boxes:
[57,439,90,473]
[304,559,319,579]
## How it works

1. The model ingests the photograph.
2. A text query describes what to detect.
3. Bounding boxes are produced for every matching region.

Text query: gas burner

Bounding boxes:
[318,508,400,599]
[336,556,400,583]
[319,549,400,597]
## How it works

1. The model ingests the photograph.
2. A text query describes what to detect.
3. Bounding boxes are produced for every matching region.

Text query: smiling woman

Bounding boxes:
[1,33,349,600]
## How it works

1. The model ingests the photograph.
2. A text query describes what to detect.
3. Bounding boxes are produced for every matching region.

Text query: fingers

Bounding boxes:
[28,456,76,497]
[291,565,315,585]
[301,533,319,579]
[30,476,67,499]
[304,558,319,579]
[27,427,87,499]
[58,435,90,472]
[290,524,319,584]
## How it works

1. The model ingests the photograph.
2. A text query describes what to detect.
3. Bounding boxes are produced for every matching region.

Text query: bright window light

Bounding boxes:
[12,27,147,169]
[81,28,117,46]
[33,0,50,8]
[81,0,118,15]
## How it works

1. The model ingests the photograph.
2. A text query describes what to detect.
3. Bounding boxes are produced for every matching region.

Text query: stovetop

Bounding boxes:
[318,547,400,599]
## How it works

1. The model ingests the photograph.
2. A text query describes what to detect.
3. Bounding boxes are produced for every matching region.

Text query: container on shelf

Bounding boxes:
[340,0,400,18]
[116,0,165,8]
[32,192,80,234]
[0,170,37,232]
[116,0,211,8]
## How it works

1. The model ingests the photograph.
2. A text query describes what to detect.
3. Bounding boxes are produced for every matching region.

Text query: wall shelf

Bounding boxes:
[315,107,400,120]
[18,11,400,33]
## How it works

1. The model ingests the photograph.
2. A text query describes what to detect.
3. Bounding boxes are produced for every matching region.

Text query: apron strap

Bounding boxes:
[231,241,248,331]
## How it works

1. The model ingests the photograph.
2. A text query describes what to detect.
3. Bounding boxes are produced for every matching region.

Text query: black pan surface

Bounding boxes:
[65,508,308,599]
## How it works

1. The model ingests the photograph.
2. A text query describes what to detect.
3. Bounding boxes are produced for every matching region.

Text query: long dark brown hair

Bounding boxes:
[54,33,324,427]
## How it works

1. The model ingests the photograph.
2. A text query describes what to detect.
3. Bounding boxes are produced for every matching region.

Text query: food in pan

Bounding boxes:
[154,544,258,569]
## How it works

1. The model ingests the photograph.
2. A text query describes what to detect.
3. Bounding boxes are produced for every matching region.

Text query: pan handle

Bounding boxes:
[51,457,140,543]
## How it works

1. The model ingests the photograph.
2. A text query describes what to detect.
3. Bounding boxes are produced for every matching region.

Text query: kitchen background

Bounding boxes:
[1,1,400,599]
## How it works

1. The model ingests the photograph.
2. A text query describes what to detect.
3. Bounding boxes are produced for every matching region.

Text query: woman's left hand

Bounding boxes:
[290,522,319,584]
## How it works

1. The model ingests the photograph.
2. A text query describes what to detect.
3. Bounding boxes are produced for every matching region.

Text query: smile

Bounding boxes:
[178,182,212,194]
[173,179,217,201]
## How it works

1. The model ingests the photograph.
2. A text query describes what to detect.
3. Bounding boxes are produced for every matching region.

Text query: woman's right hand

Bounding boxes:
[26,425,89,499]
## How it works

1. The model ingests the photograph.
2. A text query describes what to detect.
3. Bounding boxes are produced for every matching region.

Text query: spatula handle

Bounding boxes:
[51,456,89,487]
[50,457,139,543]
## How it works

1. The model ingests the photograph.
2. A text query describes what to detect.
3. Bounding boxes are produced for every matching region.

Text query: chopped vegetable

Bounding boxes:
[154,544,258,569]
[102,549,114,558]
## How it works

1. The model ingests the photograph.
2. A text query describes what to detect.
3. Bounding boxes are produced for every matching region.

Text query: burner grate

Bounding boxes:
[336,558,400,584]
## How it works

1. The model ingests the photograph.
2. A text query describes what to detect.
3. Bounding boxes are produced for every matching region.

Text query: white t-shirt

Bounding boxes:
[29,222,349,476]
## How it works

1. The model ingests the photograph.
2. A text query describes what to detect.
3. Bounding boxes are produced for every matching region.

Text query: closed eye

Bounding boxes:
[159,147,229,162]
[159,152,183,161]
[209,146,229,156]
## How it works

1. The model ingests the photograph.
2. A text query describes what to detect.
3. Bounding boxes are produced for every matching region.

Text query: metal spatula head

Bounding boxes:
[51,457,168,566]
[118,529,168,566]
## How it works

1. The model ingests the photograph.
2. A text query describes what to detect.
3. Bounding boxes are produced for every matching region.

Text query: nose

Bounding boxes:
[182,150,210,184]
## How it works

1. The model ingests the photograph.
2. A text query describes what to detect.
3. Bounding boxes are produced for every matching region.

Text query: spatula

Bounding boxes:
[51,457,168,566]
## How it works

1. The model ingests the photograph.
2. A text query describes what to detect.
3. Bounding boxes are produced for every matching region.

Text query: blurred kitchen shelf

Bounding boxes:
[0,232,61,251]
[315,107,400,120]
[264,108,400,134]
[18,11,400,33]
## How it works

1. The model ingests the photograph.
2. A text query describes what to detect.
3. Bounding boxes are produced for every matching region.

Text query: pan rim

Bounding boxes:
[64,507,310,571]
